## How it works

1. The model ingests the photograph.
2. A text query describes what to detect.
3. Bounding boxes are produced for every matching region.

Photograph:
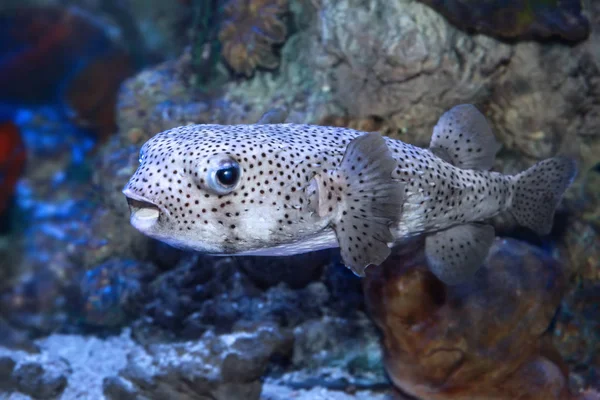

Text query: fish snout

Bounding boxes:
[122,187,161,231]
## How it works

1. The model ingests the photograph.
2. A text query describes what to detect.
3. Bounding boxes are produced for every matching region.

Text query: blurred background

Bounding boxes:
[0,1,598,399]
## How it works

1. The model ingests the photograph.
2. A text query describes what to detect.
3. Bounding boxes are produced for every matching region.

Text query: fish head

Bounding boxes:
[122,124,333,254]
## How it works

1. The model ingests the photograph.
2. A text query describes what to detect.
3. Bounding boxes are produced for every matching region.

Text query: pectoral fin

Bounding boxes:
[307,133,404,276]
[425,223,495,285]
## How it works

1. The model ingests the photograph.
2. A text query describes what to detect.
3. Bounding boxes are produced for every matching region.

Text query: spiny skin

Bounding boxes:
[123,123,514,255]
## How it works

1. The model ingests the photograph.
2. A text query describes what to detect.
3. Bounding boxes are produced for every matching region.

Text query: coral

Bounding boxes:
[218,0,288,77]
[0,6,112,102]
[417,0,590,41]
[364,238,573,400]
[0,121,26,216]
[0,5,136,142]
[63,50,134,142]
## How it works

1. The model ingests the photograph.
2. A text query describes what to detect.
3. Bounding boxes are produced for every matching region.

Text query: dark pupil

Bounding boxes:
[216,166,239,186]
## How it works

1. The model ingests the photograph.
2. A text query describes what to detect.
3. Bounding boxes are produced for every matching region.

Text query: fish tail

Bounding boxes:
[509,156,577,235]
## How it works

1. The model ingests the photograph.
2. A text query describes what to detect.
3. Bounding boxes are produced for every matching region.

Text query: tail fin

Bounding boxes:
[509,156,577,235]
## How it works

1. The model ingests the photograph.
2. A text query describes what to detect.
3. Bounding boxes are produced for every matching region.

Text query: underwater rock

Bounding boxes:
[417,0,590,41]
[555,281,600,394]
[0,329,136,399]
[307,0,513,145]
[108,324,292,400]
[115,54,193,137]
[139,253,337,337]
[0,317,37,353]
[553,216,600,393]
[109,0,600,158]
[364,238,572,400]
[1,267,67,337]
[111,0,191,63]
[12,361,70,399]
[93,137,143,218]
[72,258,157,328]
[1,199,153,333]
[234,250,331,289]
[0,326,292,400]
[317,114,388,133]
[486,41,600,165]
[261,383,392,399]
[114,49,227,145]
[219,0,289,77]
[0,356,15,390]
[487,23,600,388]
[282,315,388,390]
[0,344,71,399]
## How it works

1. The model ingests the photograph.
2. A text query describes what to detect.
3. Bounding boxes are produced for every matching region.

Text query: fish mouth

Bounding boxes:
[123,188,161,231]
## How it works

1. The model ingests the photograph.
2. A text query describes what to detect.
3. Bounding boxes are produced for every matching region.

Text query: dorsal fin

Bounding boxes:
[430,104,501,170]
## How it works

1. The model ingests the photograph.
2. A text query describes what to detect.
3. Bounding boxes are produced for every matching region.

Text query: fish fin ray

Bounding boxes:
[509,156,577,235]
[425,223,495,285]
[430,104,501,170]
[308,133,404,276]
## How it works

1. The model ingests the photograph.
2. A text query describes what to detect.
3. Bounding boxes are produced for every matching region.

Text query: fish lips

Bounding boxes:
[122,188,163,232]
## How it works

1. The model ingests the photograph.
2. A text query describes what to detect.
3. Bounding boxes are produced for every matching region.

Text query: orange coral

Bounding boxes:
[218,0,288,77]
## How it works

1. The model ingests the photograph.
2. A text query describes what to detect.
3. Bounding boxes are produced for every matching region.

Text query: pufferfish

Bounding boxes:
[122,105,576,285]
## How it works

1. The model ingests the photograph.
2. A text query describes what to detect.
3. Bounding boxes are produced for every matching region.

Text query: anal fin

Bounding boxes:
[425,223,495,285]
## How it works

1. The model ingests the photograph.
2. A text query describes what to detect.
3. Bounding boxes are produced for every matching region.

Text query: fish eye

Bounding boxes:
[205,157,242,195]
[216,165,240,187]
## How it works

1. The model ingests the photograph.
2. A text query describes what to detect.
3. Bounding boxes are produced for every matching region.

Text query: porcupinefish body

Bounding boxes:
[123,104,576,285]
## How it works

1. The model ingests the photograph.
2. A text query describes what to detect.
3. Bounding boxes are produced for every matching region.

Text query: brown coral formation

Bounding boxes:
[65,51,134,141]
[218,0,288,77]
[364,238,578,400]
